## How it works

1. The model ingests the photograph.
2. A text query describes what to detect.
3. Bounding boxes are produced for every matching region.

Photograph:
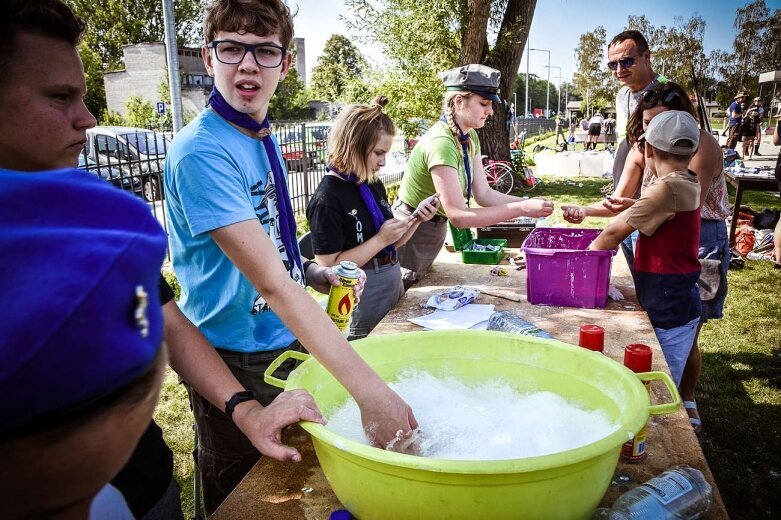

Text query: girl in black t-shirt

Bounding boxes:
[306,97,440,338]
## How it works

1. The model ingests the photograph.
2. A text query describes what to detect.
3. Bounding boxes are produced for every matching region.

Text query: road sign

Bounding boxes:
[156,102,166,115]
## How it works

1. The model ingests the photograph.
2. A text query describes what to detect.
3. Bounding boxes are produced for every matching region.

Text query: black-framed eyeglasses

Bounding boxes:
[642,88,681,105]
[208,40,287,68]
[607,56,635,71]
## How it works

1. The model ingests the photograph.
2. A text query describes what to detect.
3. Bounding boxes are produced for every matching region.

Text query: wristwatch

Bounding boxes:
[225,390,256,420]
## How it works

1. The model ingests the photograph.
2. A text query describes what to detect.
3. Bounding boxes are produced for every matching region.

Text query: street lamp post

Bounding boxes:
[525,44,530,119]
[531,48,550,117]
[545,65,562,115]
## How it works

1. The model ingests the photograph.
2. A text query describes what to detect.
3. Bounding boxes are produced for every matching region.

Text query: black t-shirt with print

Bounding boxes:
[306,175,393,258]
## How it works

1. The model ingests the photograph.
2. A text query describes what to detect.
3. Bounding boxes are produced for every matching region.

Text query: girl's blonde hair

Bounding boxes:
[328,96,395,183]
[442,91,476,156]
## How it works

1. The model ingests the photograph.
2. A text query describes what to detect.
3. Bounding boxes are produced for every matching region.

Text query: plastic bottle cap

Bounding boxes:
[624,344,652,373]
[579,324,605,352]
[329,510,353,520]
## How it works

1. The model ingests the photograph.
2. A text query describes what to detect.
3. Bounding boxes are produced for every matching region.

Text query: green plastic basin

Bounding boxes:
[265,330,679,520]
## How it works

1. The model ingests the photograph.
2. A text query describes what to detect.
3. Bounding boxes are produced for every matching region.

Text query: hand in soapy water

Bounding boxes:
[357,385,420,455]
[385,428,423,455]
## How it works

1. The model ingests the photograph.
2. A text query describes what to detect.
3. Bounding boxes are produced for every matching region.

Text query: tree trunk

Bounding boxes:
[465,0,537,162]
[458,0,491,64]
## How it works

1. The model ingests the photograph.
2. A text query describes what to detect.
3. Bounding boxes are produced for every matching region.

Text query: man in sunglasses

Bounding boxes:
[607,30,664,265]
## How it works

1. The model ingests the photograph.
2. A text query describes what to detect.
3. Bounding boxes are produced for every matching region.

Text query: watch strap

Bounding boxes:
[225,390,256,420]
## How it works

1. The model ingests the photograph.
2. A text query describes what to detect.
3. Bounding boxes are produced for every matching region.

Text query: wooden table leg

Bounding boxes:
[729,181,744,247]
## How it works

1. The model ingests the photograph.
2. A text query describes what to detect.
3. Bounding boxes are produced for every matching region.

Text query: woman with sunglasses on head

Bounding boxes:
[306,96,439,339]
[563,80,729,435]
[392,64,554,287]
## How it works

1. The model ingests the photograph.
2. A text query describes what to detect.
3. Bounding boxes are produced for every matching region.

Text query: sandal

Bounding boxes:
[683,400,703,435]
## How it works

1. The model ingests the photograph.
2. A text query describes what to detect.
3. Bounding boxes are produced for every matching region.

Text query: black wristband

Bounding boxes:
[303,259,316,274]
[225,391,256,421]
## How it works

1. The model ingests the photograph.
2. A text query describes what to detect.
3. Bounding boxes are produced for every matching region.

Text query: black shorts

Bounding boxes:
[588,123,602,136]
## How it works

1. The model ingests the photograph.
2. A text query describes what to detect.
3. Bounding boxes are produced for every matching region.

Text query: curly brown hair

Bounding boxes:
[203,0,294,47]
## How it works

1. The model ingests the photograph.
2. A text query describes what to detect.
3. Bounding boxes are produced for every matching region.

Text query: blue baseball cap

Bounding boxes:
[0,168,167,438]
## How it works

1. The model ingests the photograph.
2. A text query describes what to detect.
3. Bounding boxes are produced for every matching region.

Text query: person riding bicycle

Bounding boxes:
[391,64,554,287]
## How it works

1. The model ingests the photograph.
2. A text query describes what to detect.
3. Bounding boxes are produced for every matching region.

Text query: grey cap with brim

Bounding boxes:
[638,110,700,156]
[441,64,501,103]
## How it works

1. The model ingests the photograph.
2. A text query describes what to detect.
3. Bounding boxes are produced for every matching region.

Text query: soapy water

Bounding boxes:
[326,371,619,460]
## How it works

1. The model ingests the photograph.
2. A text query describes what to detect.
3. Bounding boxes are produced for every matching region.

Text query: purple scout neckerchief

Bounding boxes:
[326,163,397,261]
[439,115,471,207]
[207,87,303,275]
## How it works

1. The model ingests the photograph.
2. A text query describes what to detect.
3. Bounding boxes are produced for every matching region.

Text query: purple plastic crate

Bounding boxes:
[522,227,617,309]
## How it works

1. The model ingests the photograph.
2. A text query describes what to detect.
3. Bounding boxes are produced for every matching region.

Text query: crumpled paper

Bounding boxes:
[423,286,480,311]
[608,285,624,301]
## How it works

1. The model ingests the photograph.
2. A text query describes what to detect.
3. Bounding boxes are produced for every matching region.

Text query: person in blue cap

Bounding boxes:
[0,1,326,517]
[0,169,169,519]
[391,63,554,286]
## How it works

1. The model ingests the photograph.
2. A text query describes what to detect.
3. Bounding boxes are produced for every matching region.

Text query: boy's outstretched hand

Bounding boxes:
[561,204,587,224]
[602,196,635,214]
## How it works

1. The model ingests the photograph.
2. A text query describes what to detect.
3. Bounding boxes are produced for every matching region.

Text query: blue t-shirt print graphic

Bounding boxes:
[249,170,305,315]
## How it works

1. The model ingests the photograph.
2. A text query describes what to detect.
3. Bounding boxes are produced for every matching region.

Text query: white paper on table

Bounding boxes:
[469,320,489,330]
[407,304,495,330]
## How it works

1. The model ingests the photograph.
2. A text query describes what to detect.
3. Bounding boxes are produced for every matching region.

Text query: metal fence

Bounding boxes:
[78,128,169,234]
[75,122,407,221]
[511,118,557,141]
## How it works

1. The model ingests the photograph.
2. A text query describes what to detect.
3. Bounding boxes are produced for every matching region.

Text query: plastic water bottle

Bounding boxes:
[592,465,713,519]
[487,311,553,339]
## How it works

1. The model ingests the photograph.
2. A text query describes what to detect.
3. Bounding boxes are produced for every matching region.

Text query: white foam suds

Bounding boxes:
[326,371,619,460]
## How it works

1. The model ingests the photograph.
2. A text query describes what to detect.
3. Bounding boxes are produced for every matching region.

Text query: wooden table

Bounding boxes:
[725,169,779,246]
[213,250,729,520]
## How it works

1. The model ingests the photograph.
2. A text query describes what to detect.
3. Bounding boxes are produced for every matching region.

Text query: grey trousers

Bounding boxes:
[392,199,448,287]
[350,262,404,339]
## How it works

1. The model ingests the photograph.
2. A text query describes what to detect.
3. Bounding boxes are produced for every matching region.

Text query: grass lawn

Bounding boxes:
[157,175,781,519]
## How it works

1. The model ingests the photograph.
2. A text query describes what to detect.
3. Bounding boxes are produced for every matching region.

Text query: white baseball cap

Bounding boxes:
[638,110,699,155]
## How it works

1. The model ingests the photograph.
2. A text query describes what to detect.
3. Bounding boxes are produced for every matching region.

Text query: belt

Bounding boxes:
[362,255,395,270]
[398,201,447,223]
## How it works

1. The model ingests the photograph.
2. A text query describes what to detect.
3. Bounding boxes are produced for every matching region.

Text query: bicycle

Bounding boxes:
[483,158,516,194]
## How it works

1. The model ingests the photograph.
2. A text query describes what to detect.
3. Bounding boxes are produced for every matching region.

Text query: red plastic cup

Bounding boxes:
[623,344,652,373]
[578,324,605,352]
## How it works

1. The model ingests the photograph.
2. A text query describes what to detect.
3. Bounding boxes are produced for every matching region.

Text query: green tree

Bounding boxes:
[513,74,560,115]
[625,14,710,92]
[309,34,367,101]
[572,26,614,115]
[65,0,205,115]
[344,0,538,161]
[124,95,158,129]
[717,0,781,107]
[269,68,310,121]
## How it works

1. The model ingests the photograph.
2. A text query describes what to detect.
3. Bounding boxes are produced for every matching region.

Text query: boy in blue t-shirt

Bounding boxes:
[589,111,702,386]
[164,0,418,512]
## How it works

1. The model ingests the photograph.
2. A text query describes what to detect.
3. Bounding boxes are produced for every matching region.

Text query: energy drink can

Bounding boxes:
[326,261,360,334]
[621,344,653,462]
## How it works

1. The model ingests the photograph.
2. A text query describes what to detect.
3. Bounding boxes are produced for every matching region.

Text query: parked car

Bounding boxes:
[278,130,321,172]
[84,126,169,201]
[77,153,141,193]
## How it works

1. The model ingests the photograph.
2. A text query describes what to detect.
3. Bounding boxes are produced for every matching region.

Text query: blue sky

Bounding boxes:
[291,1,769,85]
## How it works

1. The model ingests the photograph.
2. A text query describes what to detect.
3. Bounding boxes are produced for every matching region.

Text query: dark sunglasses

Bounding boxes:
[641,89,681,105]
[607,57,635,70]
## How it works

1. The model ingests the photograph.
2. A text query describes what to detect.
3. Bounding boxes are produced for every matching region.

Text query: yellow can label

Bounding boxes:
[326,274,358,331]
